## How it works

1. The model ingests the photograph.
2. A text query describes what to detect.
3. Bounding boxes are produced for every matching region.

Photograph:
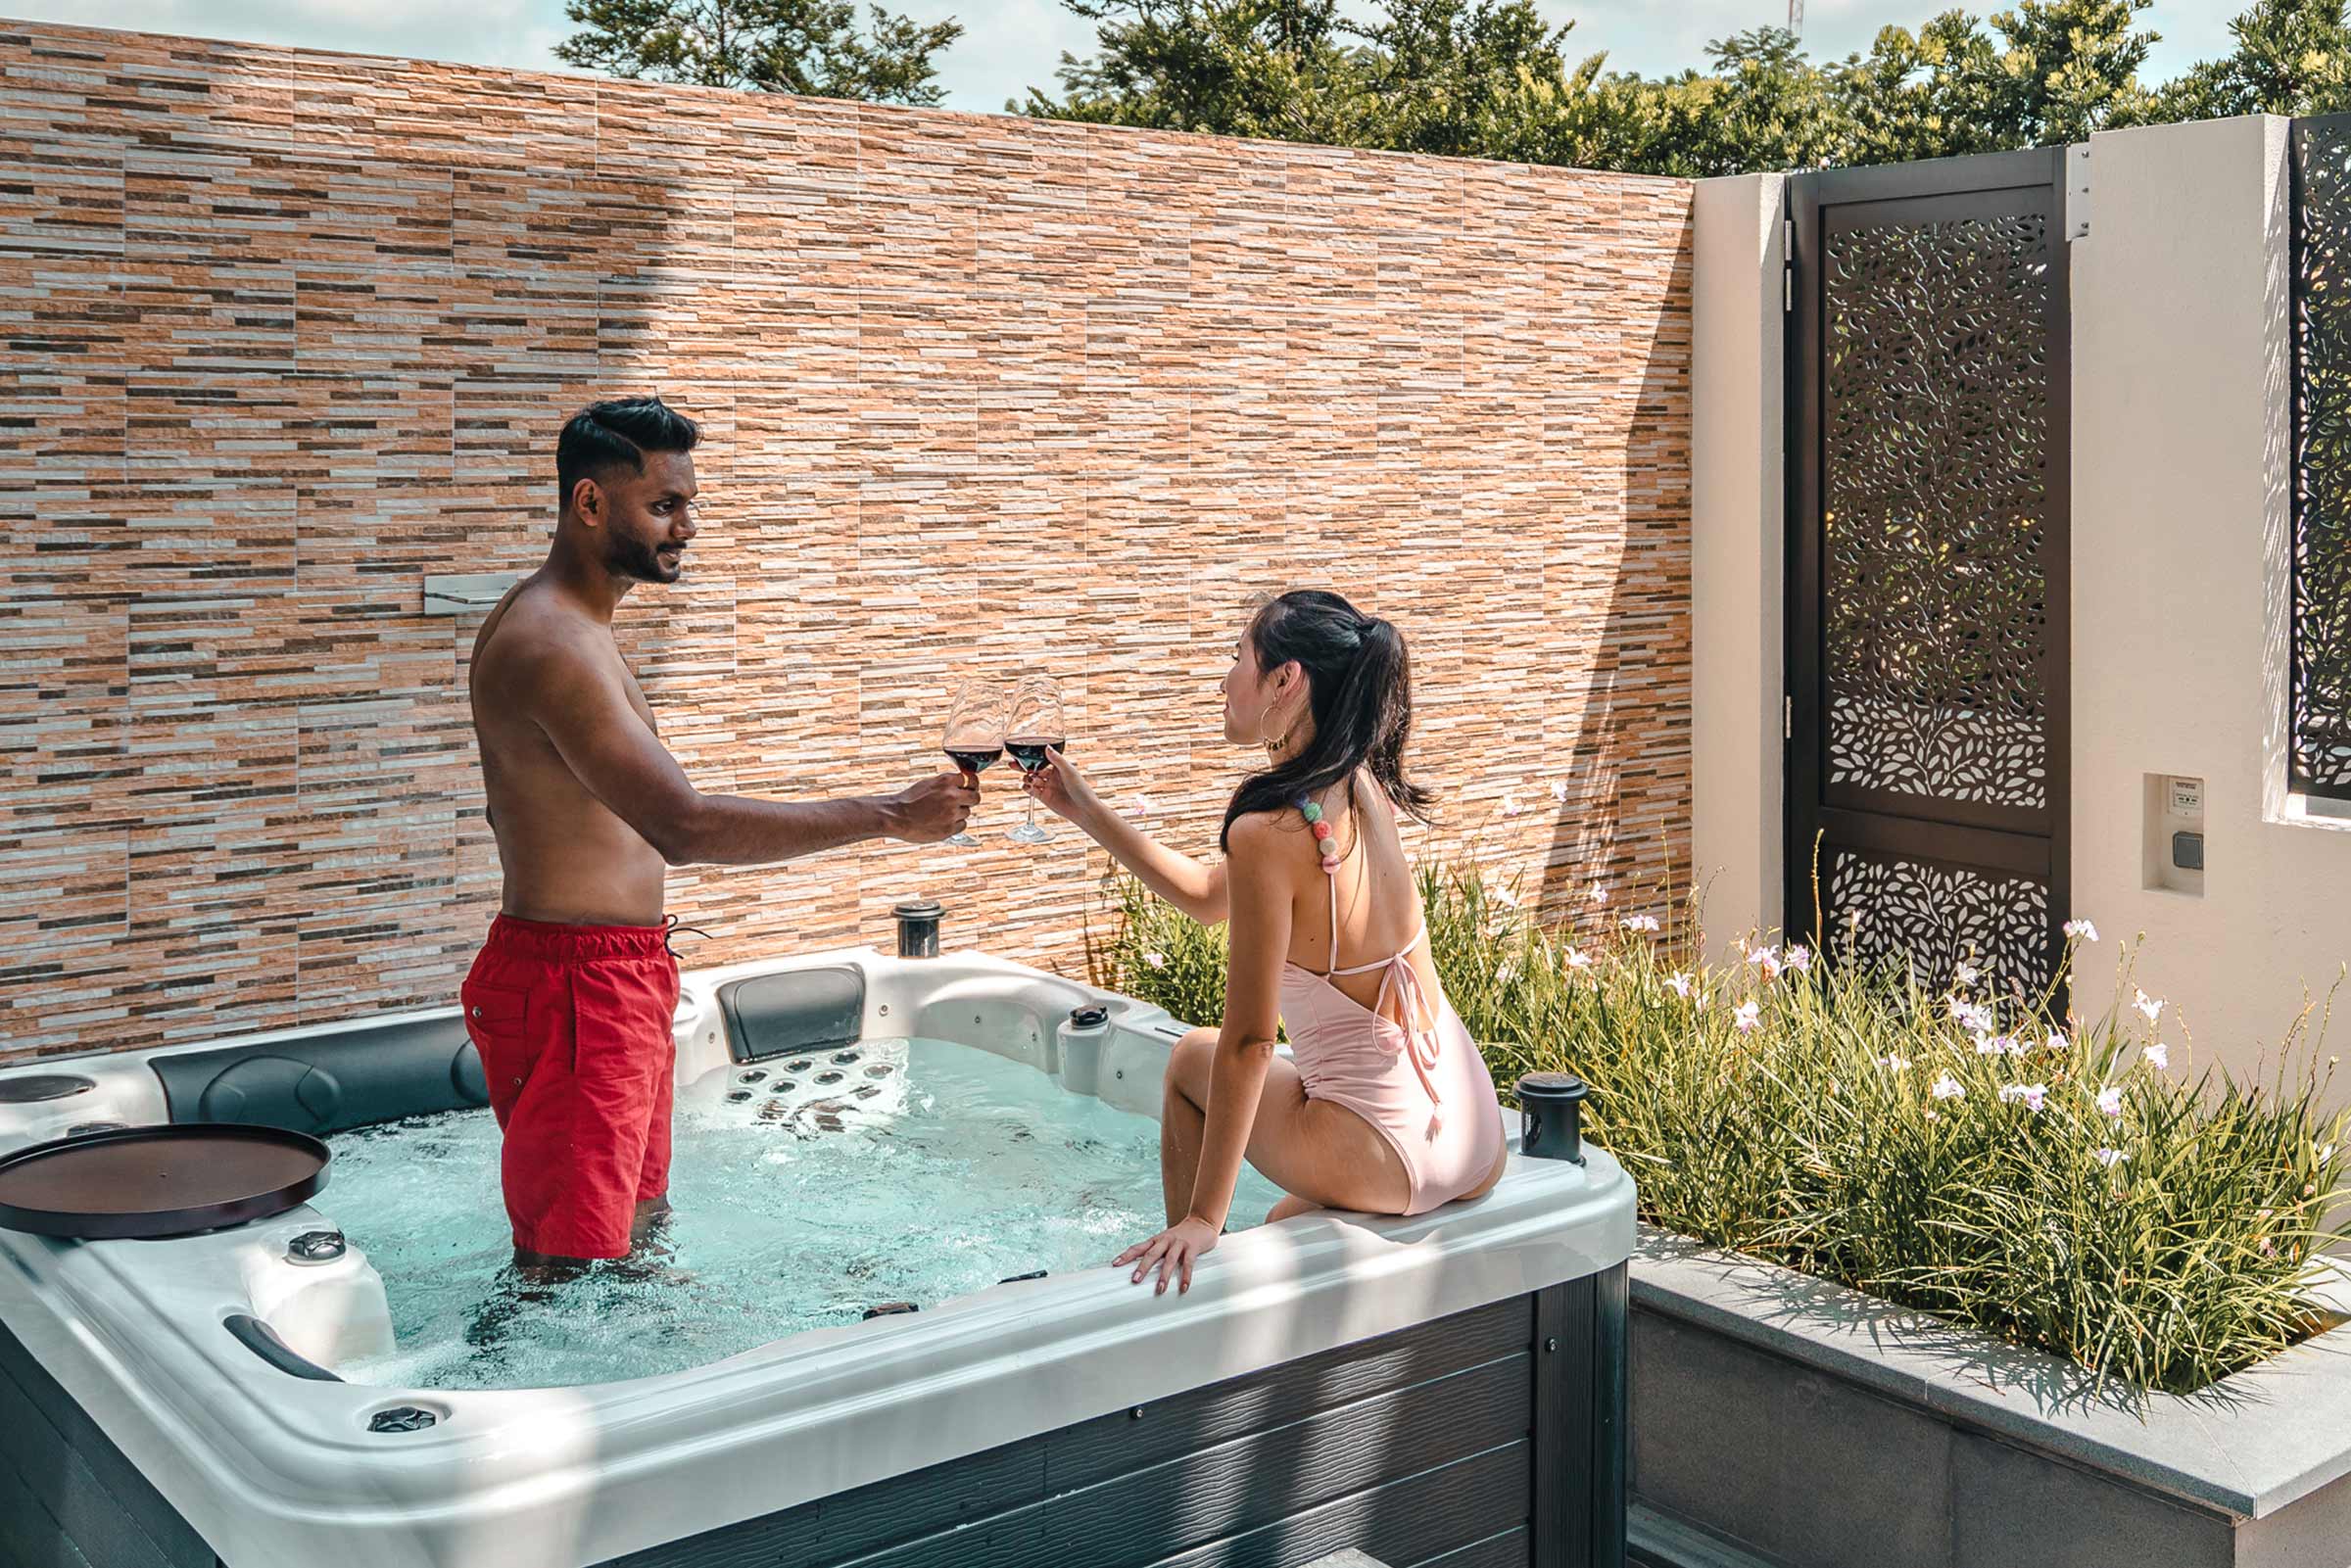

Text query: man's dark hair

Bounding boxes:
[555,397,701,511]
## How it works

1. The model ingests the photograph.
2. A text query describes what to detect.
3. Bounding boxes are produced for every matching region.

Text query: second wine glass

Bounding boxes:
[1003,677,1067,846]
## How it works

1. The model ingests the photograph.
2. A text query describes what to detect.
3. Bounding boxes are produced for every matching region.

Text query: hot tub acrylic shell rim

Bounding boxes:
[0,945,1636,1568]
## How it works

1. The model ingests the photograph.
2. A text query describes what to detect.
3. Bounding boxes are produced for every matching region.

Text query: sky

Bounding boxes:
[19,0,2246,118]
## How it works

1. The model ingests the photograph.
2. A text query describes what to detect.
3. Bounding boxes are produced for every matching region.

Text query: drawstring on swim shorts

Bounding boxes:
[661,913,711,958]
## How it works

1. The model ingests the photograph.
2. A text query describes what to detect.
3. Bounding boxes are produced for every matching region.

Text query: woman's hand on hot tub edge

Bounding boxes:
[1115,1214,1221,1296]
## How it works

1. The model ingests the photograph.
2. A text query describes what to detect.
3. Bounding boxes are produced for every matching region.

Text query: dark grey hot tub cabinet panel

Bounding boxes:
[0,1300,218,1568]
[604,1273,1629,1568]
[0,1271,1625,1568]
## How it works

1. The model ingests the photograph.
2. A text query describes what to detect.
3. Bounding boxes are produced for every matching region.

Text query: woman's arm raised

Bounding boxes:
[1025,746,1229,925]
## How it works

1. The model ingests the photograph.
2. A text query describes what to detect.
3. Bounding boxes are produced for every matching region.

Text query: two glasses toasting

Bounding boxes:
[939,676,1067,846]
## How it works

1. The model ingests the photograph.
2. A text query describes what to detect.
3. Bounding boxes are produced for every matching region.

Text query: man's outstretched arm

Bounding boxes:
[521,640,974,864]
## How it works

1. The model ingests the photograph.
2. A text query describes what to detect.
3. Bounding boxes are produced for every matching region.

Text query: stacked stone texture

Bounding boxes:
[0,22,1692,1059]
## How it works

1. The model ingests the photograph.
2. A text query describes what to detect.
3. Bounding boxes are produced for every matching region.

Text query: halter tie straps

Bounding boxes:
[1297,790,1444,1130]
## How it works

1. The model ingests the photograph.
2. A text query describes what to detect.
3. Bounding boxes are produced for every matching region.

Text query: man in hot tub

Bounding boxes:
[461,397,976,1275]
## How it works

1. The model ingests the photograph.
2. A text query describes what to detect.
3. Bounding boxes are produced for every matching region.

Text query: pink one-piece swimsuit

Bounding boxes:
[1276,804,1507,1215]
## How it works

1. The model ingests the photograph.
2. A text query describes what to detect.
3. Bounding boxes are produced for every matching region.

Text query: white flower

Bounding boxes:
[1128,793,1159,818]
[1949,998,1995,1035]
[1997,1082,2049,1113]
[1747,943,1778,969]
[1499,793,1521,817]
[1954,962,1981,987]
[1491,883,1520,911]
[1666,973,1696,999]
[1733,1000,1760,1033]
[2143,1042,2170,1071]
[2045,1029,2070,1054]
[1932,1073,1965,1101]
[1622,914,1661,933]
[1564,947,1594,971]
[1878,1053,1911,1072]
[1974,1033,2007,1055]
[2094,1085,2124,1118]
[2134,988,2165,1025]
[1588,883,1609,906]
[2093,1147,2129,1169]
[1143,951,1168,971]
[1550,780,1568,804]
[1783,944,1811,973]
[1495,961,1518,984]
[2064,918,2100,942]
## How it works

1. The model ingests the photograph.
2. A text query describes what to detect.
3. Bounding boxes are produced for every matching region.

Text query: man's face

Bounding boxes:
[587,450,698,585]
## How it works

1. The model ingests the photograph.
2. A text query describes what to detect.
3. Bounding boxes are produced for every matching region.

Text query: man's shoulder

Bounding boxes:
[474,583,611,692]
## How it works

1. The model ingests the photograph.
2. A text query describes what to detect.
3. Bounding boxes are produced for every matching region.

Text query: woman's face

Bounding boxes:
[1222,629,1295,747]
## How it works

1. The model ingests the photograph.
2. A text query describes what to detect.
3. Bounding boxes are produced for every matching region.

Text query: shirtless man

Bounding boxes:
[461,397,975,1273]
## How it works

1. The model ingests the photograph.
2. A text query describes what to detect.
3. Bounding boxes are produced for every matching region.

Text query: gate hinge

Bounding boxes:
[1781,214,1795,311]
[2066,142,2090,240]
[1785,694,1794,740]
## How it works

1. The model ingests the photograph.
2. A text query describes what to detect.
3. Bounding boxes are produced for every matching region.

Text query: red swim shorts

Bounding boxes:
[458,915,681,1260]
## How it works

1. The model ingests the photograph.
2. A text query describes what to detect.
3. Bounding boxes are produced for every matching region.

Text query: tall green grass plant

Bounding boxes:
[1094,865,2351,1393]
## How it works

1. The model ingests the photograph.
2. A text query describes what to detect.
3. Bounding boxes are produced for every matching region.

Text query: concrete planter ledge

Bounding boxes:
[1629,1225,2351,1568]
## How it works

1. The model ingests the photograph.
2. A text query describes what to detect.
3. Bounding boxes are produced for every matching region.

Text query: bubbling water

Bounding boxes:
[328,1038,1284,1391]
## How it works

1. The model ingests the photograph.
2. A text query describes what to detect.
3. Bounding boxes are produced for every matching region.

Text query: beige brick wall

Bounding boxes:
[0,21,1693,1061]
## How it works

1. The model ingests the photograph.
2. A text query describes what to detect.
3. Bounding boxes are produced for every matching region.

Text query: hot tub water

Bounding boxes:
[329,1036,1284,1390]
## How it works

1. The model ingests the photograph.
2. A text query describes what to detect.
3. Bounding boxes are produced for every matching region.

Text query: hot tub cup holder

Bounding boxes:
[1514,1070,1589,1164]
[891,900,942,959]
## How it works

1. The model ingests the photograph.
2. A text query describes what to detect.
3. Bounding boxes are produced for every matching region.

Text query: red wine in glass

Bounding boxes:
[940,679,1010,849]
[1004,737,1067,774]
[1004,678,1067,845]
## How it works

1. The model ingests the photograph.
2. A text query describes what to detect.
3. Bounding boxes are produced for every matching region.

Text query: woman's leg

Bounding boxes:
[1160,1026,1413,1221]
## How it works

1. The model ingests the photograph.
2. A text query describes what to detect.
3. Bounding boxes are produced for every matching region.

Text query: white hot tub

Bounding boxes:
[0,938,1635,1568]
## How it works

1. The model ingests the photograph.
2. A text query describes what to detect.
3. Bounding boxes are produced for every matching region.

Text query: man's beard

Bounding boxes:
[607,534,681,584]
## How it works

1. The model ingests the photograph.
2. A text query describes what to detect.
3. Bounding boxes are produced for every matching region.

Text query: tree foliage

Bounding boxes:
[556,0,2351,173]
[1021,0,2244,176]
[557,0,962,105]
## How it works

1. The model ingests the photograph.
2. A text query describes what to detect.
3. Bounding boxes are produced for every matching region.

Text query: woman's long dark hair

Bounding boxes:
[1220,590,1434,852]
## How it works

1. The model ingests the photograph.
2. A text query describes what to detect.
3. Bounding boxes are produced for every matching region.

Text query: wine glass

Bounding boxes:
[938,680,1008,849]
[1003,677,1067,846]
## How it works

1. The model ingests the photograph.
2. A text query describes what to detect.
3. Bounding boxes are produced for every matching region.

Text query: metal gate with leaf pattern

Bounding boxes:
[1784,148,2072,1001]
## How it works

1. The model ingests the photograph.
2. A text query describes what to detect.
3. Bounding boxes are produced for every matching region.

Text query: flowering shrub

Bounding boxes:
[1086,873,1242,1041]
[1096,864,2351,1393]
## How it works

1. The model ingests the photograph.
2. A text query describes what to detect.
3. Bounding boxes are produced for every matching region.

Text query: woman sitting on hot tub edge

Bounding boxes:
[1023,589,1508,1297]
